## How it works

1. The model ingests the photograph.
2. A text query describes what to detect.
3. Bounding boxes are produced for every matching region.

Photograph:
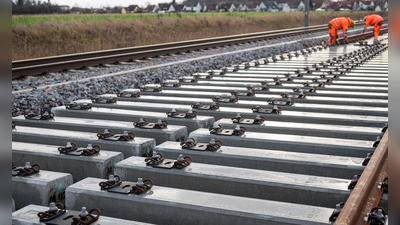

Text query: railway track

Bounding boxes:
[12,20,387,80]
[12,29,388,225]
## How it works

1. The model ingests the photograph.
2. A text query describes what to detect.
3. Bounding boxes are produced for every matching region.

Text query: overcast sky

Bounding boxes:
[49,0,174,8]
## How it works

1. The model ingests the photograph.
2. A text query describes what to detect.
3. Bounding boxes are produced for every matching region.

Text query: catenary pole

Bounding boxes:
[305,0,310,27]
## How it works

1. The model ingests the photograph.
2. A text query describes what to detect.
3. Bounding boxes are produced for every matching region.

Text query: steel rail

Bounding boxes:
[337,28,389,44]
[12,24,331,69]
[335,130,388,225]
[12,21,376,80]
[12,27,328,79]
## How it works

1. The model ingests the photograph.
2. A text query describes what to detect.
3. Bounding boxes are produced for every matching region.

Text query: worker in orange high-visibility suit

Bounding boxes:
[362,14,384,43]
[327,17,355,45]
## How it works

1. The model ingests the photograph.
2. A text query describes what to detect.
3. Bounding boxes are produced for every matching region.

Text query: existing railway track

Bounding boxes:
[12,20,387,80]
[12,29,388,224]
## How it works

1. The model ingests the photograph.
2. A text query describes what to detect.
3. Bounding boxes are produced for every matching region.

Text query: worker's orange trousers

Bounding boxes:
[328,23,338,45]
[373,21,383,40]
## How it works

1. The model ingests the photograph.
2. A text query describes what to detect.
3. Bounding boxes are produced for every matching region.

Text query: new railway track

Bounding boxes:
[12,26,388,225]
[12,20,387,80]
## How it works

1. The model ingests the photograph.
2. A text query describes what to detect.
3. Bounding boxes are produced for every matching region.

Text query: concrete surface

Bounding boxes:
[215,118,383,141]
[154,141,364,179]
[189,128,375,157]
[12,204,154,225]
[51,106,215,133]
[12,142,124,182]
[98,97,388,117]
[97,99,388,127]
[66,177,334,225]
[114,156,351,207]
[12,115,188,144]
[12,170,73,210]
[12,126,156,157]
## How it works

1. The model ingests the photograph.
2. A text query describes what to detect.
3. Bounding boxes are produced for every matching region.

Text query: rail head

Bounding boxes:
[337,28,388,44]
[335,130,388,225]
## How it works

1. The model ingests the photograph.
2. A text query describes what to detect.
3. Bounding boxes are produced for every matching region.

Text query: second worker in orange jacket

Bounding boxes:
[327,17,355,45]
[363,14,384,43]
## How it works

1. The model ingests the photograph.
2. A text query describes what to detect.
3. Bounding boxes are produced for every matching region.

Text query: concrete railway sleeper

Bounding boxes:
[12,141,124,182]
[113,156,385,208]
[124,90,388,108]
[90,100,388,127]
[112,94,388,116]
[49,103,387,127]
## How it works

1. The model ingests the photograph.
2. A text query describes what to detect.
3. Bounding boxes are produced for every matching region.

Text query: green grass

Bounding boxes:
[12,11,362,26]
[11,12,255,26]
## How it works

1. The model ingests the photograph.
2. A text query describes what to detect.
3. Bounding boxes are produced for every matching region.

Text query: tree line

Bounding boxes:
[12,0,67,14]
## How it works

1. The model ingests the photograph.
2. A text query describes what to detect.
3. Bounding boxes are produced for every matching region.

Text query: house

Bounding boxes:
[233,3,240,11]
[263,1,280,12]
[241,4,250,12]
[374,4,381,11]
[143,5,157,13]
[246,2,259,11]
[240,4,250,11]
[326,1,341,11]
[183,2,202,12]
[107,6,124,13]
[102,7,110,13]
[203,3,218,12]
[285,1,305,11]
[372,0,385,10]
[121,7,127,14]
[356,1,375,10]
[175,4,185,12]
[278,3,291,12]
[127,5,141,13]
[232,3,249,11]
[233,3,249,12]
[287,2,299,11]
[58,5,70,11]
[94,8,107,13]
[158,3,175,12]
[258,2,267,11]
[318,1,329,10]
[313,2,324,10]
[339,1,355,11]
[219,3,235,12]
[297,1,305,11]
[70,7,81,14]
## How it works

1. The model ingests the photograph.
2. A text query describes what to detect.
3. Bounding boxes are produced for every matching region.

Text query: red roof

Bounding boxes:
[205,3,218,10]
[327,2,341,9]
[247,2,258,8]
[360,1,373,5]
[339,1,354,9]
[314,2,323,8]
[145,5,156,11]
[373,1,381,6]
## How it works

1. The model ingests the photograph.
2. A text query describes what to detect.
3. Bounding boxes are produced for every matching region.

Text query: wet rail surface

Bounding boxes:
[12,32,388,225]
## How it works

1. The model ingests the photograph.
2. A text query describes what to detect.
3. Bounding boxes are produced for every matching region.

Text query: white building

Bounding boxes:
[183,2,201,12]
[278,3,291,12]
